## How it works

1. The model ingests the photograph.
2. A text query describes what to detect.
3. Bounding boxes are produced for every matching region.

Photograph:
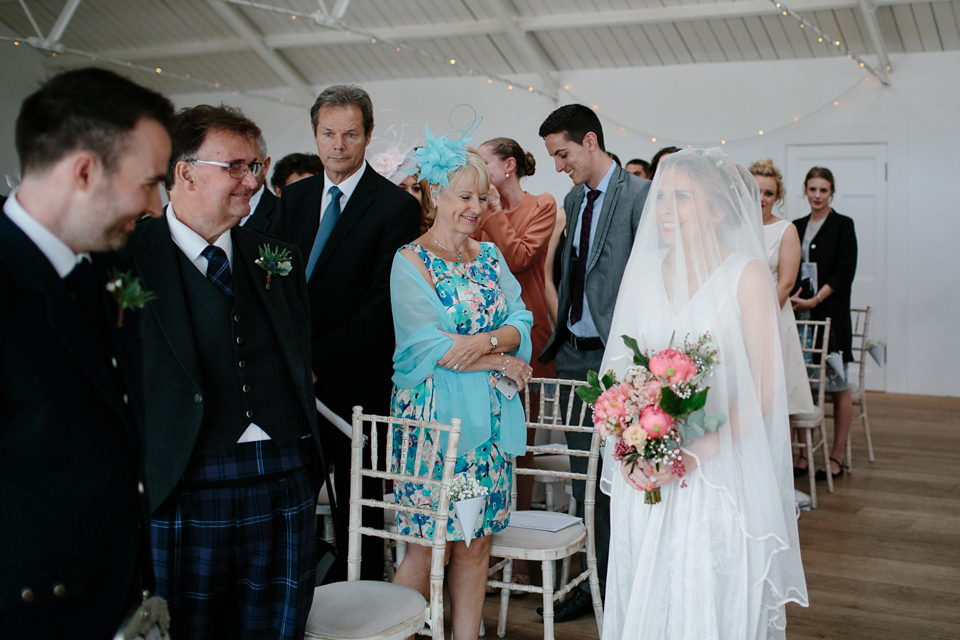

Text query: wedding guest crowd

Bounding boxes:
[3,66,860,640]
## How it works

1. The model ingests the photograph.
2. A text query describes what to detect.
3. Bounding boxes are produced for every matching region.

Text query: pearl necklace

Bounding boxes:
[429,230,467,262]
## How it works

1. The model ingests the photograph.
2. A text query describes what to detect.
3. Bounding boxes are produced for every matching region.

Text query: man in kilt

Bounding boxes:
[122,104,324,639]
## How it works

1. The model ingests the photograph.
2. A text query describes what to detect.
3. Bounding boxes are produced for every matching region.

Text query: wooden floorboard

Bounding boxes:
[476,392,960,639]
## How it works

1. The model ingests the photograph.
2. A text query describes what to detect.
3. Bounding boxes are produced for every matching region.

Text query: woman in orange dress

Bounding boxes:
[476,137,558,379]
[475,137,558,587]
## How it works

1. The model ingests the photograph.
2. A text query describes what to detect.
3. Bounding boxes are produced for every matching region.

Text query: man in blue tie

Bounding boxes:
[122,104,325,639]
[537,104,651,622]
[270,85,421,580]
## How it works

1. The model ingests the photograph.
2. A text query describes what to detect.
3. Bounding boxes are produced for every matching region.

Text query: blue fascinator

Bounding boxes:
[410,105,483,187]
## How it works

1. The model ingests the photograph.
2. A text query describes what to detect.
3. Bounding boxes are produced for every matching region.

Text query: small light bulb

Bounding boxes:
[450,59,456,65]
[759,130,764,135]
[652,137,657,143]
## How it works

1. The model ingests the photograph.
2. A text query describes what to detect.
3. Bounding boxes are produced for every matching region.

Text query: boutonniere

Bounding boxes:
[105,268,157,328]
[255,244,293,290]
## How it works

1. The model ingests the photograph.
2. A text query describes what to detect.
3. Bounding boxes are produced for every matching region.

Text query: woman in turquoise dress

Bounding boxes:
[390,145,533,640]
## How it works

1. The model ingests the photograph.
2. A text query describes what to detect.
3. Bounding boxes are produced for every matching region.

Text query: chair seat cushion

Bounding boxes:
[305,581,425,639]
[790,407,823,427]
[531,454,571,472]
[490,521,586,559]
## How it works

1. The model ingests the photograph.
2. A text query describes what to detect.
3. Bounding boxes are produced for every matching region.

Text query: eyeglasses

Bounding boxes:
[188,159,263,179]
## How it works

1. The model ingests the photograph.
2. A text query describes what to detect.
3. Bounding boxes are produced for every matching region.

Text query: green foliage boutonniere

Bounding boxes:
[105,268,157,328]
[255,244,293,290]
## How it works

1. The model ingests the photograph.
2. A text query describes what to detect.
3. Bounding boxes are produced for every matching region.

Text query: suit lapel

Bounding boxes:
[0,211,130,423]
[587,166,623,274]
[311,165,377,274]
[133,217,202,388]
[233,228,313,422]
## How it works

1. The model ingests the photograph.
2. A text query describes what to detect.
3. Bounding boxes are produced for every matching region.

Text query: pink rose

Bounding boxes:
[593,385,629,435]
[648,348,697,384]
[638,406,676,439]
[622,424,648,449]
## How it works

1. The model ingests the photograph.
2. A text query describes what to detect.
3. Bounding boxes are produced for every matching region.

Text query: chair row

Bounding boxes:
[305,378,604,640]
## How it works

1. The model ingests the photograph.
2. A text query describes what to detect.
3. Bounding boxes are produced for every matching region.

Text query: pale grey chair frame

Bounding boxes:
[825,306,875,470]
[305,407,461,640]
[791,318,834,507]
[487,377,603,640]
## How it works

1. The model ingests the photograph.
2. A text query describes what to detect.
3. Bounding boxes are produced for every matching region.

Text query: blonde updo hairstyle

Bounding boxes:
[748,158,786,203]
[430,147,491,202]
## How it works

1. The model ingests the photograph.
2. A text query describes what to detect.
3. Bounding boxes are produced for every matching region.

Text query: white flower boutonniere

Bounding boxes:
[255,244,293,290]
[105,268,156,328]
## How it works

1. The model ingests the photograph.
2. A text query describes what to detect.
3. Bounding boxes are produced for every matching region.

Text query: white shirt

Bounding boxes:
[3,188,88,277]
[165,204,270,443]
[319,161,366,225]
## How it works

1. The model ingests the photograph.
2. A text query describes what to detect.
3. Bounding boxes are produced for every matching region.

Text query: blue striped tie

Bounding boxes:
[305,185,342,280]
[201,245,235,303]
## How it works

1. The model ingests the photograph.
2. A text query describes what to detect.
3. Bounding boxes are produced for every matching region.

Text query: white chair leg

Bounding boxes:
[823,423,834,494]
[496,559,513,638]
[805,429,817,509]
[588,565,603,637]
[862,397,875,462]
[541,560,556,640]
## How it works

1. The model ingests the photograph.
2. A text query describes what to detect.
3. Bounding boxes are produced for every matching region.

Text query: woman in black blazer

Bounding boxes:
[790,167,858,480]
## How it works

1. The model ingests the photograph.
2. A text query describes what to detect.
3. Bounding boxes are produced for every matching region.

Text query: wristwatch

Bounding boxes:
[489,334,498,352]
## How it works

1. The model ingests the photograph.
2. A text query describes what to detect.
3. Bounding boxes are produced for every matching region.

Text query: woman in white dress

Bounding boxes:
[749,159,815,417]
[599,150,808,640]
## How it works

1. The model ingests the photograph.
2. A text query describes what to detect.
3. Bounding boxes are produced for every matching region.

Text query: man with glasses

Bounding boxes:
[121,104,324,639]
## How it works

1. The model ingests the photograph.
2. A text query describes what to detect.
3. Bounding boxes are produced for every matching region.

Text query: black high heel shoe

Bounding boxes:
[793,460,809,478]
[815,457,845,481]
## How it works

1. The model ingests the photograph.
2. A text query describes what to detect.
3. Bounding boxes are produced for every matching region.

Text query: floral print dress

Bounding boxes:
[392,243,512,541]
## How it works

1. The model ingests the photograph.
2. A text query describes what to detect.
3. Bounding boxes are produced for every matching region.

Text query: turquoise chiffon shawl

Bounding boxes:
[390,246,533,457]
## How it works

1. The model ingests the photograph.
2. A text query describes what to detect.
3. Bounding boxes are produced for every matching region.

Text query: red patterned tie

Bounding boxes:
[570,189,601,325]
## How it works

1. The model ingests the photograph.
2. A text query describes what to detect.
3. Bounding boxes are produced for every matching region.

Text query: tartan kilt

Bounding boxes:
[150,439,318,640]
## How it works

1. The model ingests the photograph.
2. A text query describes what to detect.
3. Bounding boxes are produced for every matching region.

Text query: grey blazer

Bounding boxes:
[540,164,651,363]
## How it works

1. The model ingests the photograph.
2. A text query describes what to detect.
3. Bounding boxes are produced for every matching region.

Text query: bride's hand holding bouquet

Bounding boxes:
[578,332,726,504]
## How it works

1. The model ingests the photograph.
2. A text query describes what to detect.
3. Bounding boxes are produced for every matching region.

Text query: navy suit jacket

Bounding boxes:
[270,164,420,432]
[0,204,151,639]
[244,187,279,234]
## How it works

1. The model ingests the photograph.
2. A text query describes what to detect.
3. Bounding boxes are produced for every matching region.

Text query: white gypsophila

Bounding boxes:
[449,473,488,502]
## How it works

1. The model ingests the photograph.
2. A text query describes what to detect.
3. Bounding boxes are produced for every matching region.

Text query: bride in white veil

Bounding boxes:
[600,149,808,639]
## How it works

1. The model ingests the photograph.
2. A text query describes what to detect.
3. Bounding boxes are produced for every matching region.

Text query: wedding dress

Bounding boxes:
[599,150,808,640]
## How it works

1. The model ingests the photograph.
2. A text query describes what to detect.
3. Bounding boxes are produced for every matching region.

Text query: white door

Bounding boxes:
[785,143,887,391]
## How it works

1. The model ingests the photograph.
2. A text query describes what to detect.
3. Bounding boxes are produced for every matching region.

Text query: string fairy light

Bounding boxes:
[768,0,889,85]
[564,75,871,148]
[219,0,559,100]
[0,35,305,108]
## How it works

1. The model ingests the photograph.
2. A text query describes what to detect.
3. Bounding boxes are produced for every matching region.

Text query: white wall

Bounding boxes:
[0,25,49,187]
[3,48,958,395]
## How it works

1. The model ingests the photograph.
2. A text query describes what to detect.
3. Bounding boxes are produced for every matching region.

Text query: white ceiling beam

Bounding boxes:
[482,0,558,96]
[46,0,84,43]
[53,0,939,64]
[331,0,350,20]
[858,0,892,82]
[206,0,315,104]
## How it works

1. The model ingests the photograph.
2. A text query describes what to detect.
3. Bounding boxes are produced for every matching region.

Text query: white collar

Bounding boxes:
[325,161,366,203]
[166,203,233,272]
[2,187,87,278]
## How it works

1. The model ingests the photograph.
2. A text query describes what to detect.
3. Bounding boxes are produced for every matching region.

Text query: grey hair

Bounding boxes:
[310,84,374,135]
[257,134,268,158]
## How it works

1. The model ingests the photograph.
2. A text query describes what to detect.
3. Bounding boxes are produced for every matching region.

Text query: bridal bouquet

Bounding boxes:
[577,333,725,504]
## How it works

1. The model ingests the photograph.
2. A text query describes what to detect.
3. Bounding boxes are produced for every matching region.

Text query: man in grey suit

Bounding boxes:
[537,104,650,622]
